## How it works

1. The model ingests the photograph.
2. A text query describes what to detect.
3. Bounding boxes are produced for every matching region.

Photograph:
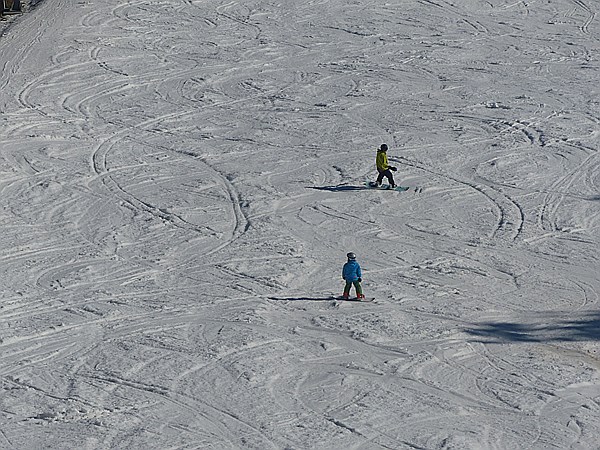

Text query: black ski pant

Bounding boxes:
[376,168,395,186]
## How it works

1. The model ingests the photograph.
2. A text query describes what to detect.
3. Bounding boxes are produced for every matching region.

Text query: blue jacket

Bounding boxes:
[342,260,362,281]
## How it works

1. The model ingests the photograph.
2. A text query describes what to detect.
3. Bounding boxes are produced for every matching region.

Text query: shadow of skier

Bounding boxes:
[267,295,336,302]
[308,185,368,192]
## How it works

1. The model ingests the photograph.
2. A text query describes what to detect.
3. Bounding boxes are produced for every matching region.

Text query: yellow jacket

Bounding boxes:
[376,150,389,171]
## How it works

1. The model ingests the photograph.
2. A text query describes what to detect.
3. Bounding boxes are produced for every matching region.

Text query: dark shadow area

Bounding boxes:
[308,185,369,192]
[465,311,600,343]
[2,0,22,14]
[268,296,336,301]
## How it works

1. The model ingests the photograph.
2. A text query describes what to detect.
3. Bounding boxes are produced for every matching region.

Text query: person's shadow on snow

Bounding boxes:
[268,296,336,301]
[308,185,368,192]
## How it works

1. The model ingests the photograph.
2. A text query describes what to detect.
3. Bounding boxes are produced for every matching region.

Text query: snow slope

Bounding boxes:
[1,0,599,448]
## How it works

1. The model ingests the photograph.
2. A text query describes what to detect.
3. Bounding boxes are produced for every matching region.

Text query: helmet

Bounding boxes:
[346,252,356,260]
[380,144,388,151]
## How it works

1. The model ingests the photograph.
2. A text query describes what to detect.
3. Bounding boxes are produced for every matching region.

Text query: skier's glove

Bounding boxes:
[358,278,362,282]
[390,166,397,171]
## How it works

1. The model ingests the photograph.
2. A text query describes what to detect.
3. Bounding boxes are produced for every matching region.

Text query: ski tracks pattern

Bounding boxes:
[1,0,600,449]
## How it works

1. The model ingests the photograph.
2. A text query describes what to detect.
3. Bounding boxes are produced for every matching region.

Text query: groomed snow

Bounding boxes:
[1,0,599,448]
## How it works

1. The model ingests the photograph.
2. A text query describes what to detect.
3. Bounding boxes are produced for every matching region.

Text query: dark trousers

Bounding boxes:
[376,169,395,186]
[343,280,363,296]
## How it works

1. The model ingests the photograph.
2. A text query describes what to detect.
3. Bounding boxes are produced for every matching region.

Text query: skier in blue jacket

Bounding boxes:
[342,252,365,299]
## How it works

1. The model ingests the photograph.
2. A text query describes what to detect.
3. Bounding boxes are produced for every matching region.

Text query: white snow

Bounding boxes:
[1,0,599,448]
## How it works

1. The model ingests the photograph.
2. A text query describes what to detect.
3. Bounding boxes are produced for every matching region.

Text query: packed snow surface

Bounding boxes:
[1,0,599,448]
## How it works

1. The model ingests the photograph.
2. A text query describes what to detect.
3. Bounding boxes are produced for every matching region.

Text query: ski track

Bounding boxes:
[1,0,600,448]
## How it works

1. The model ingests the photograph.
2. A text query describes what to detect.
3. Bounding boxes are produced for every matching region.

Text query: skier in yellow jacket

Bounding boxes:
[374,144,397,188]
